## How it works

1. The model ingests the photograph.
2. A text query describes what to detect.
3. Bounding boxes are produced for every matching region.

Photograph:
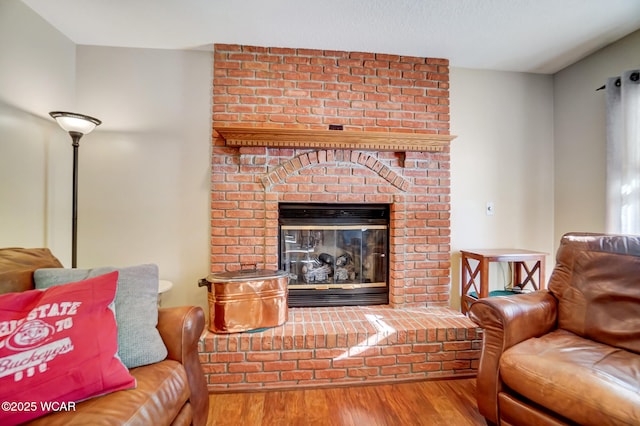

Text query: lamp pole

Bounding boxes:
[70,131,83,268]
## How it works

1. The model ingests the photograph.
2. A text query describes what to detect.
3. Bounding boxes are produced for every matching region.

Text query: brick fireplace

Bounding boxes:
[200,44,480,391]
[210,44,453,306]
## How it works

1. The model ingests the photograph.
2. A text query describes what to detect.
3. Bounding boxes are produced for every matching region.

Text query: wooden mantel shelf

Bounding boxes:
[215,126,456,152]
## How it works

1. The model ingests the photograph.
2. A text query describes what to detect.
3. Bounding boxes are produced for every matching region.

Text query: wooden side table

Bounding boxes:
[460,249,547,314]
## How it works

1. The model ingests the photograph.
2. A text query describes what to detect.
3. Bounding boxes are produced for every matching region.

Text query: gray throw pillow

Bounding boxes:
[34,264,167,369]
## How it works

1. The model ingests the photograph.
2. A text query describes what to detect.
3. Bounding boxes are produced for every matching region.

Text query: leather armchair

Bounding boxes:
[470,233,640,425]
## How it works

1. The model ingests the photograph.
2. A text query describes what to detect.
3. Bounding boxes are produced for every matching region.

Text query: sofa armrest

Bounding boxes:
[157,306,209,426]
[468,291,558,424]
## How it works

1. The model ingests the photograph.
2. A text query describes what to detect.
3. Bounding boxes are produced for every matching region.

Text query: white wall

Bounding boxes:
[450,69,555,309]
[0,3,561,314]
[0,0,75,259]
[0,3,212,310]
[69,51,559,313]
[447,29,640,311]
[4,1,639,314]
[553,29,640,248]
[73,46,212,311]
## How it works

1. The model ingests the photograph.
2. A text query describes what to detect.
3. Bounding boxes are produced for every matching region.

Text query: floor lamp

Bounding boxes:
[49,111,102,268]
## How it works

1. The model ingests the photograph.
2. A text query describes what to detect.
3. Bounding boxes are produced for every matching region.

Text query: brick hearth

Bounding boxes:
[199,306,481,391]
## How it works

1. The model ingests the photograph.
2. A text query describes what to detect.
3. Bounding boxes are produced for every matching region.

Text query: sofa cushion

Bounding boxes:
[500,329,640,426]
[0,272,136,424]
[24,360,191,425]
[549,249,640,354]
[34,264,168,369]
[0,248,63,295]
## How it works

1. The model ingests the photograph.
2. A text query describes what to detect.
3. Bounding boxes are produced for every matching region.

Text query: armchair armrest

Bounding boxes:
[157,306,209,426]
[468,291,558,424]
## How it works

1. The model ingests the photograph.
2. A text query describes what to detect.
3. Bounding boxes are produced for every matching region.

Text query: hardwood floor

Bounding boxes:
[207,378,486,426]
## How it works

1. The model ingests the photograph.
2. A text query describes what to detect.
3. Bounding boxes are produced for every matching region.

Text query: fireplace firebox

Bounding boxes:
[278,203,389,307]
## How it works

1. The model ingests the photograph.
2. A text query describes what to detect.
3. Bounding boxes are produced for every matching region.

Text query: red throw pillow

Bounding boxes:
[0,271,135,424]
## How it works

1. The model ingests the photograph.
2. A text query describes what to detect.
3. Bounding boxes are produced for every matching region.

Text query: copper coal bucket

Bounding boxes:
[198,267,288,333]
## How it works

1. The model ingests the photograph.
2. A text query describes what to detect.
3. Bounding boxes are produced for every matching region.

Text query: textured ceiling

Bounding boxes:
[21,0,640,74]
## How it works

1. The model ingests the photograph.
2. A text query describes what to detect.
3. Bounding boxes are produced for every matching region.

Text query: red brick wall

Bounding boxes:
[212,44,451,307]
[213,44,450,132]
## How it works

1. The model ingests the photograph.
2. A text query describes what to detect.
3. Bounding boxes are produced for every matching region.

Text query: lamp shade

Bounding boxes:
[49,111,102,135]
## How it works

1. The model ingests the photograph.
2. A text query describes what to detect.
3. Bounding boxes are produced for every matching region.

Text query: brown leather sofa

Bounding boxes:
[470,233,640,426]
[0,248,209,426]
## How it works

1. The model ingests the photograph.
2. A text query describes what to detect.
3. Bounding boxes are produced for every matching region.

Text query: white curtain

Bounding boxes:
[606,70,640,235]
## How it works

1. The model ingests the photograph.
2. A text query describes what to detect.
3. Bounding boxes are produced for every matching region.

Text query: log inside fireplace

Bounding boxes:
[278,203,390,307]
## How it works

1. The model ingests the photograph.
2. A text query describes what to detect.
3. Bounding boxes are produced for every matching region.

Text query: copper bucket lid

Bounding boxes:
[206,268,287,283]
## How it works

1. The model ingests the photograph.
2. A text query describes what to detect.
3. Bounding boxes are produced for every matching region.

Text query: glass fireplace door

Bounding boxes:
[279,203,390,307]
[281,225,388,289]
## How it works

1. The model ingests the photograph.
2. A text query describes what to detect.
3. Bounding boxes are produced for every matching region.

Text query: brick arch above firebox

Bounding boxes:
[260,149,411,192]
